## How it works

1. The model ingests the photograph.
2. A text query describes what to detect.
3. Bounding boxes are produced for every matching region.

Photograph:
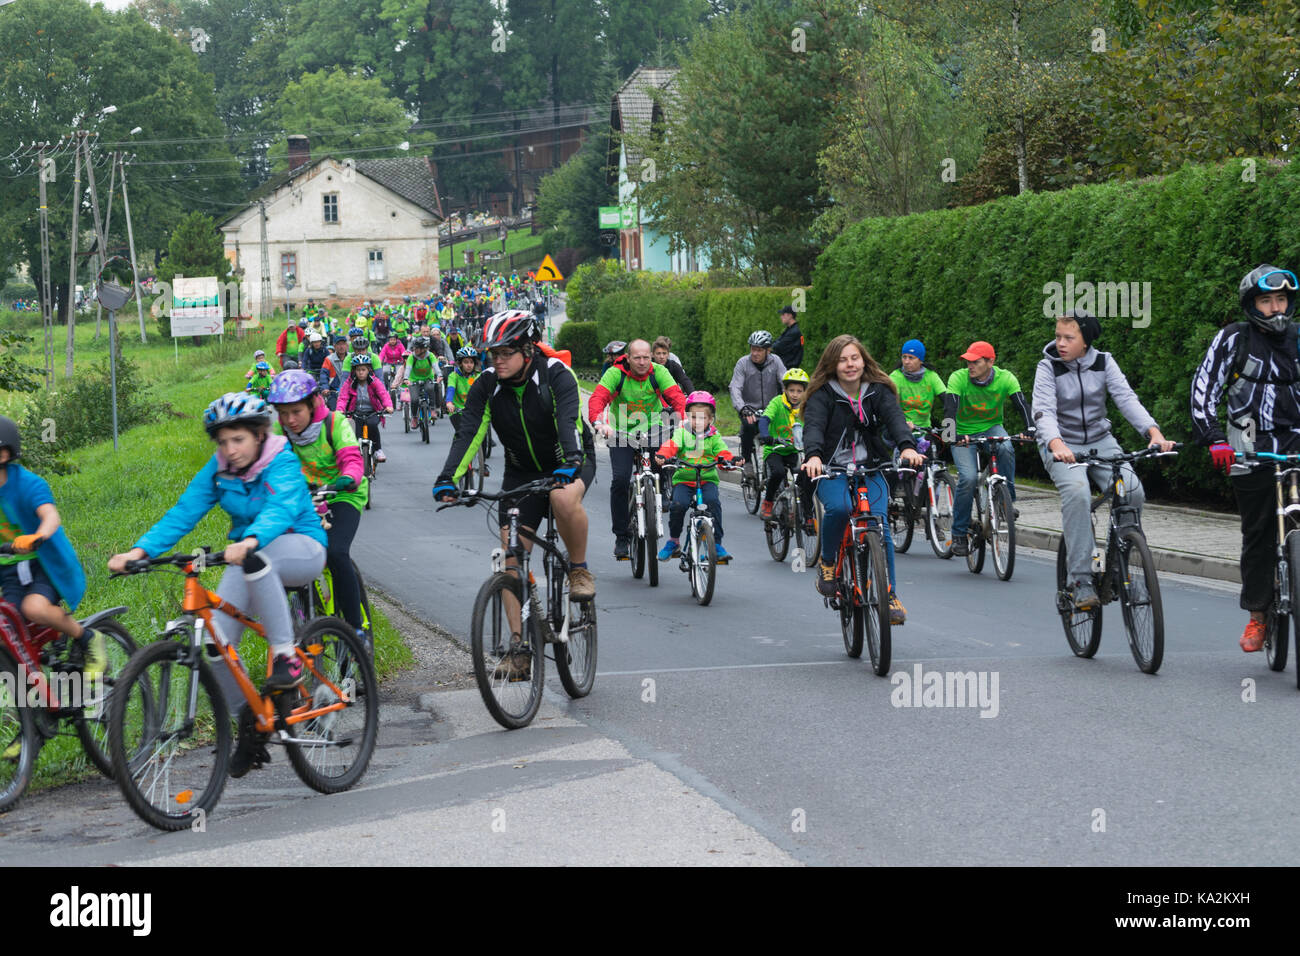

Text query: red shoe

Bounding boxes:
[1240,618,1266,653]
[760,501,774,520]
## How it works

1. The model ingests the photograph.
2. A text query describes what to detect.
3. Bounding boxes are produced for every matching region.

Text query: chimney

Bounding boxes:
[287,135,310,172]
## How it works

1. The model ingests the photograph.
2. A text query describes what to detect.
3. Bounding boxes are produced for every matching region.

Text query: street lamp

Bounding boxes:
[96,256,135,451]
[284,273,296,323]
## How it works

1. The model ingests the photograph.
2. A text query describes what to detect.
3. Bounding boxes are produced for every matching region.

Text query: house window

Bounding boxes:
[367,249,385,281]
[280,252,297,285]
[323,193,338,223]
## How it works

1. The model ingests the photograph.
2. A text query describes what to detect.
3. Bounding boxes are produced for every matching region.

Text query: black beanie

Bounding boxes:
[1066,308,1101,346]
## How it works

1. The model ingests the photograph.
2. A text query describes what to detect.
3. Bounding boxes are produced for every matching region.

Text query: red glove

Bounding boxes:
[1209,443,1236,474]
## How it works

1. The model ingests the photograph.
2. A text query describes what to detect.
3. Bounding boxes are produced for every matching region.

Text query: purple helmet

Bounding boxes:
[268,369,320,405]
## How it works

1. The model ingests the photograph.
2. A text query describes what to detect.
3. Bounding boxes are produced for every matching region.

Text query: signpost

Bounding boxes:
[171,276,224,337]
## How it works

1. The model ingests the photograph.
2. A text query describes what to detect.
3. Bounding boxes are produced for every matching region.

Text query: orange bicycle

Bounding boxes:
[107,547,377,831]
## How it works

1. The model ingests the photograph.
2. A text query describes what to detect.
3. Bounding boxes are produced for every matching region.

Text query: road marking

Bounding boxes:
[596,661,844,676]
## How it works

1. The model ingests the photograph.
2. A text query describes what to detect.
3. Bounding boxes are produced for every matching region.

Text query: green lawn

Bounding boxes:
[440,226,543,271]
[1,315,411,793]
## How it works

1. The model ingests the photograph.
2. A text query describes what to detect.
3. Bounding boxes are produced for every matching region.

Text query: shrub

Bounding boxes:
[594,290,706,385]
[555,321,601,367]
[698,287,806,384]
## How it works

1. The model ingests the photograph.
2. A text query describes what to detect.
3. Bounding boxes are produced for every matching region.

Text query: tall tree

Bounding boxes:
[602,0,709,76]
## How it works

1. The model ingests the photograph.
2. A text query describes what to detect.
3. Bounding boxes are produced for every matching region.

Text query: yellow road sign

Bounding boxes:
[535,254,564,282]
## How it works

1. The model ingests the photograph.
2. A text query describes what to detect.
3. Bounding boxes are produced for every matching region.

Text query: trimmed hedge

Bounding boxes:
[594,290,705,384]
[807,158,1300,500]
[698,287,806,384]
[555,320,600,367]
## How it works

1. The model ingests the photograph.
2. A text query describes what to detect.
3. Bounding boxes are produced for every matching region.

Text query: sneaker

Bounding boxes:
[568,566,596,601]
[889,591,907,625]
[816,560,837,597]
[803,516,817,537]
[657,539,679,561]
[229,705,271,779]
[2,736,21,761]
[265,653,305,691]
[1013,506,1020,519]
[614,537,631,561]
[951,536,969,557]
[80,627,107,683]
[760,501,774,520]
[715,543,732,562]
[374,449,387,463]
[1240,617,1266,653]
[1072,579,1099,611]
[492,643,532,681]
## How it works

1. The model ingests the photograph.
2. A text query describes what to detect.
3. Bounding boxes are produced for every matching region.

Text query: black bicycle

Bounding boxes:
[1055,445,1179,674]
[1236,450,1300,685]
[626,442,663,587]
[437,479,597,728]
[759,443,814,564]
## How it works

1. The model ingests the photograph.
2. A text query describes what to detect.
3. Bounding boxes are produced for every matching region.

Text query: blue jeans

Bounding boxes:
[668,482,723,543]
[816,472,896,589]
[951,426,1015,537]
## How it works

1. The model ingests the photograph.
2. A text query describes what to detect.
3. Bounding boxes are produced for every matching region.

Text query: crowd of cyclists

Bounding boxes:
[2,260,1297,818]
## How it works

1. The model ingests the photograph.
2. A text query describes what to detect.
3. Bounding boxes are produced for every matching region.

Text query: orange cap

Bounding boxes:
[961,341,996,361]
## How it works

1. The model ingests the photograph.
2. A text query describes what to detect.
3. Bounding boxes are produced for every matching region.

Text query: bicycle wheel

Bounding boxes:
[991,483,1016,581]
[419,405,430,444]
[275,617,378,793]
[1056,538,1102,658]
[766,496,791,562]
[1266,548,1290,672]
[890,485,915,554]
[692,520,717,606]
[742,462,760,515]
[807,496,825,566]
[1117,528,1164,674]
[862,532,892,676]
[0,648,37,812]
[402,401,410,433]
[629,485,646,580]
[1290,535,1300,686]
[109,640,231,832]
[927,471,956,559]
[74,618,143,779]
[470,572,544,729]
[554,574,598,699]
[643,475,660,588]
[838,546,864,658]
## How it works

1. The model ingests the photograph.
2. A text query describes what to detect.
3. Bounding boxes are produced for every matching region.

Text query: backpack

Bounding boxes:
[609,366,667,409]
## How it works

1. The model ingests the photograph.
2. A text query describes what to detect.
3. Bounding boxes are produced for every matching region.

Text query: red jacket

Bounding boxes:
[276,326,305,356]
[588,355,686,423]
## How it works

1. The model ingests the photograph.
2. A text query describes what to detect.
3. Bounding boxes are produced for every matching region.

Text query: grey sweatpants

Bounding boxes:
[1041,432,1144,582]
[207,533,327,655]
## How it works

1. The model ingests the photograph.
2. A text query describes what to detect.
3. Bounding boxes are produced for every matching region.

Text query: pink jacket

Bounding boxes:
[338,375,393,415]
[379,342,407,365]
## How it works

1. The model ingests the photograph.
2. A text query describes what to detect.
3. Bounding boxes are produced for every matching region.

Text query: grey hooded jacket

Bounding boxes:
[1032,342,1158,448]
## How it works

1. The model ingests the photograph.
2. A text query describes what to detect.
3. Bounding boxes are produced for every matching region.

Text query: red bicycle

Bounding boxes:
[0,541,141,811]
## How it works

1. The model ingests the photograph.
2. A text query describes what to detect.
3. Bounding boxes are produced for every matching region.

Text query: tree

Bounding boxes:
[267,69,433,171]
[603,0,709,76]
[535,126,617,259]
[154,211,232,340]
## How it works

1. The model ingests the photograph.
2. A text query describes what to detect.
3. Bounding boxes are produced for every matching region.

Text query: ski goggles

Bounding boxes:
[1255,269,1298,292]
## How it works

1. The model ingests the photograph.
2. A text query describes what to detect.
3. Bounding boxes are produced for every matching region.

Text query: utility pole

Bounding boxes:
[36,141,55,387]
[117,153,147,342]
[84,135,110,341]
[65,133,83,380]
[259,201,272,322]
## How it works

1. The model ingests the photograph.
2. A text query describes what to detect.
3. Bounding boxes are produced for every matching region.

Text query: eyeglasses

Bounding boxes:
[488,347,521,361]
[1256,269,1298,292]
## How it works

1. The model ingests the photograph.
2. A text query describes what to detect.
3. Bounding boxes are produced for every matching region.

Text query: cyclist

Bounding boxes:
[379,332,407,391]
[600,340,627,376]
[343,327,378,374]
[759,368,813,530]
[371,308,391,343]
[245,348,268,380]
[942,340,1035,557]
[730,330,788,471]
[337,354,394,464]
[405,336,442,425]
[432,311,596,625]
[801,335,923,624]
[654,391,740,562]
[1191,263,1300,652]
[0,416,103,705]
[275,318,306,369]
[1034,309,1174,610]
[392,308,411,345]
[588,338,687,560]
[445,345,480,433]
[888,339,947,431]
[245,361,274,399]
[107,391,327,775]
[652,336,694,394]
[300,331,330,382]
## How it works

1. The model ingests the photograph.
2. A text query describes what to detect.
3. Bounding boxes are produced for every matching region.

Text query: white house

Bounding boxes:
[219,142,442,307]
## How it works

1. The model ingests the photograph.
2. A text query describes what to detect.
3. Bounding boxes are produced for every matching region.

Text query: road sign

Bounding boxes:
[598,206,621,229]
[171,276,223,336]
[535,254,564,282]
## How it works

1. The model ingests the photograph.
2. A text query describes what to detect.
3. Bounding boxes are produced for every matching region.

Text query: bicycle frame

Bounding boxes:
[0,604,120,712]
[630,445,664,540]
[828,465,888,597]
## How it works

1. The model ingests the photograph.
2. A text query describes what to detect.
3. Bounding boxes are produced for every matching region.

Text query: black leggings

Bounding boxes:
[326,501,365,629]
[764,451,813,512]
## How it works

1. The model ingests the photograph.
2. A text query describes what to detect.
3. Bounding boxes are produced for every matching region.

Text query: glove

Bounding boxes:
[552,465,579,485]
[12,534,42,554]
[331,476,356,492]
[1209,443,1236,474]
[432,482,457,502]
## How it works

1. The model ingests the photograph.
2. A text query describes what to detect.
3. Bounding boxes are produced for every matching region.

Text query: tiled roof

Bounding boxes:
[610,66,679,173]
[355,158,442,218]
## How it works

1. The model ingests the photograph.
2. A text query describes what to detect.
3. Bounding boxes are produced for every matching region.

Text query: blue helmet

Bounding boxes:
[203,392,271,436]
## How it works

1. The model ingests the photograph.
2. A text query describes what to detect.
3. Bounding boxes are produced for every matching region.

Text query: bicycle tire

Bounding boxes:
[838,544,864,658]
[643,475,660,587]
[862,531,892,676]
[1117,528,1163,674]
[629,484,646,580]
[402,401,410,433]
[766,496,791,562]
[74,618,142,779]
[553,574,598,699]
[470,572,544,729]
[742,463,760,515]
[419,404,430,444]
[927,470,956,559]
[1290,535,1300,687]
[1266,542,1292,672]
[1056,538,1102,658]
[109,640,231,832]
[275,617,378,793]
[0,648,37,813]
[807,497,825,566]
[890,484,915,554]
[991,482,1016,581]
[692,521,717,606]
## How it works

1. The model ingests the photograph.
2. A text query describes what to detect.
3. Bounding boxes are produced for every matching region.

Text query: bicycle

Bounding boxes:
[905,428,958,559]
[299,489,375,648]
[660,457,740,606]
[437,479,597,729]
[626,440,663,587]
[1056,445,1179,674]
[0,544,141,811]
[348,413,378,511]
[814,463,907,676]
[108,547,378,831]
[398,382,411,434]
[956,435,1035,580]
[759,443,815,565]
[739,411,762,515]
[1234,450,1300,686]
[415,383,433,443]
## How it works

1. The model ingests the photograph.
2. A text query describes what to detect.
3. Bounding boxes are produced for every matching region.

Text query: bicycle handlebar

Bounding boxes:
[1238,450,1300,464]
[1069,444,1183,467]
[658,456,741,472]
[110,546,234,577]
[435,476,562,511]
